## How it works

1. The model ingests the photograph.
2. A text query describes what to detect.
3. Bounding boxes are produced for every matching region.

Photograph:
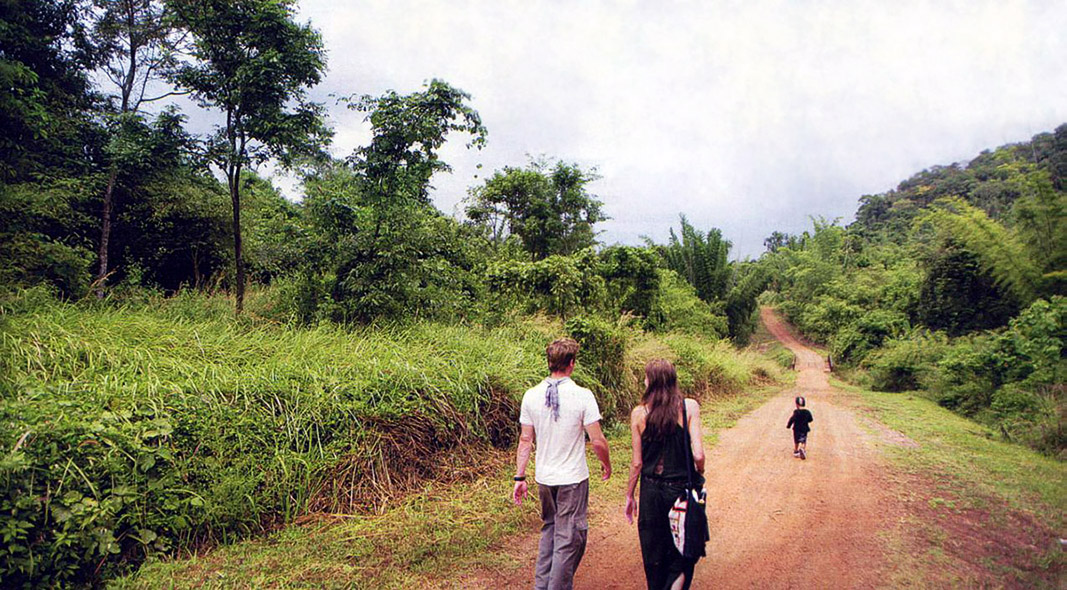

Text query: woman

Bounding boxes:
[625,359,706,590]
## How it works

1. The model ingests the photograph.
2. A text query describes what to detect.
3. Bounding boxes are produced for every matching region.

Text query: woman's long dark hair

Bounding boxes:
[642,359,683,440]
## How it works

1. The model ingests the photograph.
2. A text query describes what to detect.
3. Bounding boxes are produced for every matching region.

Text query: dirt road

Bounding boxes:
[566,308,895,588]
[471,308,899,589]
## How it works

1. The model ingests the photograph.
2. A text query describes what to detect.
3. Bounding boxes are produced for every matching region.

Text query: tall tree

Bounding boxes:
[466,158,606,259]
[0,0,101,180]
[306,80,487,322]
[917,197,1043,304]
[169,0,328,312]
[660,215,732,302]
[91,0,183,294]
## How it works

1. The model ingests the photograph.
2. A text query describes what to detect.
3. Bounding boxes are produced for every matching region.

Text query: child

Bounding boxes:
[786,396,813,459]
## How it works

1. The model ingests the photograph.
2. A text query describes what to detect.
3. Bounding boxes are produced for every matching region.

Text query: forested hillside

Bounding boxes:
[762,126,1066,456]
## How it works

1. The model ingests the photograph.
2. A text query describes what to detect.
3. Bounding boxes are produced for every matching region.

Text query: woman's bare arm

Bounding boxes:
[625,406,645,524]
[686,399,705,474]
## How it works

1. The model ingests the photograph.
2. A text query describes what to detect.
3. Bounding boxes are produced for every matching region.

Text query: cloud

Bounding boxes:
[260,0,1067,258]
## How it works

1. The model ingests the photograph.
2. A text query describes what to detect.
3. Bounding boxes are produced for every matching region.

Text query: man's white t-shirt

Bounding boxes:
[519,377,602,486]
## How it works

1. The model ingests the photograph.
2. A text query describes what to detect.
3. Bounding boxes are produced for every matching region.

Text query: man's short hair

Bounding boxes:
[795,396,806,407]
[546,338,580,373]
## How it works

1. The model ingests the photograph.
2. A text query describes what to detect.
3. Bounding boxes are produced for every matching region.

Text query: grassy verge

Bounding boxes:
[835,378,1064,523]
[831,378,1065,587]
[114,369,790,589]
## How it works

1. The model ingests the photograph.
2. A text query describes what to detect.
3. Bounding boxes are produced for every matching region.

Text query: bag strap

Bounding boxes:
[681,400,695,490]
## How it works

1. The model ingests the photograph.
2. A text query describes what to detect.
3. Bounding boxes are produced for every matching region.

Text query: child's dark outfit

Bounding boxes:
[787,408,813,445]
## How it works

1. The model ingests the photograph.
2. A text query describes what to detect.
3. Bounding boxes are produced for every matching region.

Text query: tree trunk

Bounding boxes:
[95,166,119,297]
[230,164,244,314]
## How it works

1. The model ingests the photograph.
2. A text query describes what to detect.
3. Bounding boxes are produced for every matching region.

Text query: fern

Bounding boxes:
[916,197,1042,304]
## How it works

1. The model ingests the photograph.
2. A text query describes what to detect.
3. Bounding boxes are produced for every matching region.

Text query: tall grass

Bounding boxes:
[0,288,778,586]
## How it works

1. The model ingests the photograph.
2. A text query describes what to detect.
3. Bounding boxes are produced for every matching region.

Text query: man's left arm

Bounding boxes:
[513,424,535,505]
[584,421,611,481]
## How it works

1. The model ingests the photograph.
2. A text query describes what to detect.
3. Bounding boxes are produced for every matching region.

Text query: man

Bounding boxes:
[513,338,612,590]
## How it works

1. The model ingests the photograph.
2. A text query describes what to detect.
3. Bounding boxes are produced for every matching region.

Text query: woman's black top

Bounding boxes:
[641,418,701,484]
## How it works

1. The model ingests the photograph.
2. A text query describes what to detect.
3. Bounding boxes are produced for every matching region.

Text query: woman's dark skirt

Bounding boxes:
[637,475,698,590]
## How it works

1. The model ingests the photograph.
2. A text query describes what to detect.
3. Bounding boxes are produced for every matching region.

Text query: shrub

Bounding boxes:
[830,309,910,365]
[565,315,630,418]
[486,250,606,318]
[863,333,946,392]
[646,269,727,340]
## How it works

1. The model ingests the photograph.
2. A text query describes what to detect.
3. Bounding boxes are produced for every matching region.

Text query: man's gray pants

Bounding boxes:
[534,479,589,590]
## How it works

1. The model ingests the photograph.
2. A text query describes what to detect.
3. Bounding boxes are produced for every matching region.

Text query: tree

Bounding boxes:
[0,0,102,180]
[169,0,328,312]
[916,197,1042,304]
[0,0,109,297]
[90,0,184,294]
[917,241,1020,335]
[658,215,732,302]
[301,80,488,322]
[763,230,796,253]
[466,158,607,260]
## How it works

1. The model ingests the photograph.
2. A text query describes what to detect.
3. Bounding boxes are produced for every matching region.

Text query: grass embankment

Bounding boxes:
[115,363,790,589]
[0,289,782,587]
[834,378,1066,587]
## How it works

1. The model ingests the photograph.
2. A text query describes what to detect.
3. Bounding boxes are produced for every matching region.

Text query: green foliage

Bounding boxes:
[486,249,606,318]
[829,309,910,365]
[349,79,486,208]
[565,316,630,415]
[863,332,948,392]
[0,179,100,298]
[916,197,1043,304]
[597,246,660,317]
[917,242,1020,335]
[724,262,769,344]
[646,269,728,340]
[169,0,330,312]
[0,0,103,181]
[657,215,731,302]
[241,173,306,282]
[292,81,487,323]
[465,158,606,259]
[302,161,486,324]
[919,297,1066,454]
[0,291,551,586]
[0,288,775,586]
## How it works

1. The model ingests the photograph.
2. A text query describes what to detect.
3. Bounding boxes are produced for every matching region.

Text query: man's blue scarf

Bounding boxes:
[545,377,570,421]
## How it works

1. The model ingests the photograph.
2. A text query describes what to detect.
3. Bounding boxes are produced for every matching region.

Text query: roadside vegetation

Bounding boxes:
[0,285,779,586]
[760,128,1066,458]
[838,380,1066,587]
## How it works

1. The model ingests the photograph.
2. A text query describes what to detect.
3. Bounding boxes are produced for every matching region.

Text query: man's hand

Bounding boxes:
[513,480,528,505]
[601,462,611,481]
[624,494,637,525]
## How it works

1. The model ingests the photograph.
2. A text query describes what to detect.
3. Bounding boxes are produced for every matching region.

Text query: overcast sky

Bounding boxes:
[246,0,1067,259]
